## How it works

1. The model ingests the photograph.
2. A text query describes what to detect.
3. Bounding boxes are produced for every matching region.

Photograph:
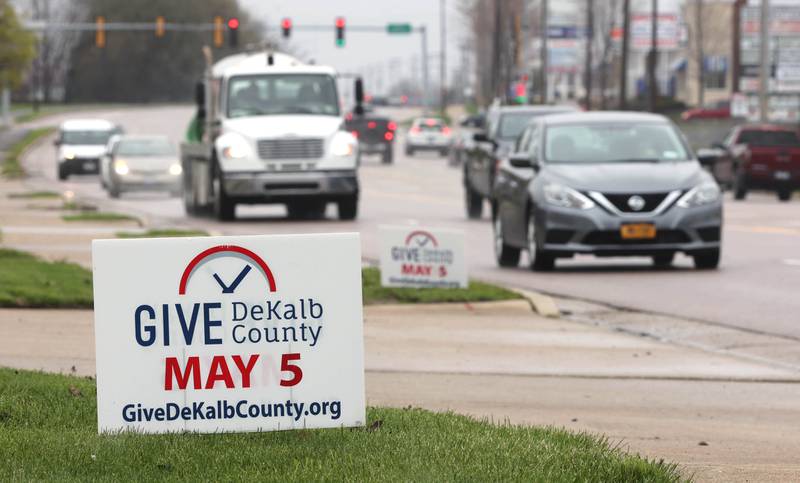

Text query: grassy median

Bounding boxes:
[0,249,92,308]
[62,212,140,224]
[1,127,56,178]
[362,266,521,304]
[116,228,209,238]
[0,368,682,482]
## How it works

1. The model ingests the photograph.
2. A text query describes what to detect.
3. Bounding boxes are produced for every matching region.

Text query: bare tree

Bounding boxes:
[593,0,620,109]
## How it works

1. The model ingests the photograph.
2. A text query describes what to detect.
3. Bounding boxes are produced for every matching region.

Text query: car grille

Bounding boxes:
[582,230,690,245]
[545,230,575,244]
[257,138,324,160]
[601,192,670,213]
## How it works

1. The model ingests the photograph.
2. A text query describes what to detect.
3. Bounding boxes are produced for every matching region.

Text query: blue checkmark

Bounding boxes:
[213,265,252,294]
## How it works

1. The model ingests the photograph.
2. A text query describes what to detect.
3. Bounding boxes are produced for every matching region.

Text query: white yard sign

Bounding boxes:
[378,226,467,289]
[92,233,365,434]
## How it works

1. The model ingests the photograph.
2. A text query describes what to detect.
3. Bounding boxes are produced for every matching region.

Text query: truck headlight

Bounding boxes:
[168,163,182,176]
[677,182,720,208]
[330,132,356,157]
[543,183,595,209]
[114,159,129,176]
[63,152,76,161]
[220,135,251,159]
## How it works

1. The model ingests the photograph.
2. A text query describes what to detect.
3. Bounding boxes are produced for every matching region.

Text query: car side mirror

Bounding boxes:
[509,153,532,168]
[696,148,721,167]
[53,139,61,146]
[473,131,489,143]
[711,141,728,151]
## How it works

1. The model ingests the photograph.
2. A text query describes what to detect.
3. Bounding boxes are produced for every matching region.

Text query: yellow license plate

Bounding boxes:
[620,224,657,240]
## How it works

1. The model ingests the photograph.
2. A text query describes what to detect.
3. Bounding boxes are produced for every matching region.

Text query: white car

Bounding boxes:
[405,117,452,157]
[101,135,182,198]
[55,119,121,180]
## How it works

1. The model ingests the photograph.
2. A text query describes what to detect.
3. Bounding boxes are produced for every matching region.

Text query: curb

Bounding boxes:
[513,289,561,318]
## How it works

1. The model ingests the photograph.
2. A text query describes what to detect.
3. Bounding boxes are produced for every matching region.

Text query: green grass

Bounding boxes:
[62,212,139,224]
[362,267,522,305]
[116,228,209,238]
[0,249,92,308]
[0,368,683,482]
[1,127,56,178]
[7,191,61,199]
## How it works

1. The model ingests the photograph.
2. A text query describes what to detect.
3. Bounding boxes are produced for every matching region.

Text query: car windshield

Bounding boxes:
[498,112,558,140]
[544,122,690,163]
[116,138,175,156]
[738,130,800,147]
[416,119,444,131]
[61,130,112,145]
[227,74,339,118]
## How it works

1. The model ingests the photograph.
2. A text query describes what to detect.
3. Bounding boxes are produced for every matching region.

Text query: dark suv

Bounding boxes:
[463,105,576,219]
[345,114,397,164]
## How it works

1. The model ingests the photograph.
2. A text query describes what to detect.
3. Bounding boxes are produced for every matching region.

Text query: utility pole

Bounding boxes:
[619,0,630,109]
[491,0,503,100]
[759,0,769,122]
[440,0,447,115]
[541,0,548,104]
[648,0,659,112]
[696,0,705,107]
[421,25,430,111]
[584,0,594,110]
[732,0,744,93]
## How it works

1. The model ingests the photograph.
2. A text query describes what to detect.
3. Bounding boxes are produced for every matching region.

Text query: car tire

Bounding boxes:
[527,211,555,271]
[382,148,393,164]
[338,196,358,220]
[212,168,236,221]
[777,188,792,202]
[108,184,121,199]
[440,148,449,157]
[465,183,483,219]
[287,201,326,220]
[733,170,748,200]
[405,146,414,157]
[693,248,720,270]
[58,165,68,181]
[493,215,520,267]
[652,253,675,267]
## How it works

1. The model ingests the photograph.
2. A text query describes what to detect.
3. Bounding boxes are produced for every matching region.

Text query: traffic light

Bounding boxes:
[281,18,292,39]
[228,17,239,48]
[213,16,224,47]
[95,16,105,48]
[155,16,165,38]
[335,17,345,47]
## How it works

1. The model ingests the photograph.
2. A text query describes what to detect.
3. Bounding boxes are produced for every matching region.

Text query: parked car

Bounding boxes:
[681,100,731,121]
[463,105,577,219]
[492,111,722,271]
[345,114,397,164]
[101,135,182,198]
[703,124,800,201]
[55,119,121,180]
[405,117,452,157]
[448,113,485,167]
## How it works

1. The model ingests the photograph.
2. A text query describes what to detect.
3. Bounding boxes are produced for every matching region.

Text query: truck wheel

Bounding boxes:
[287,201,326,220]
[693,248,720,270]
[382,147,393,164]
[213,171,236,221]
[58,165,68,181]
[465,183,483,219]
[405,146,414,157]
[777,188,792,202]
[338,196,358,220]
[733,171,748,200]
[652,253,675,267]
[493,215,520,267]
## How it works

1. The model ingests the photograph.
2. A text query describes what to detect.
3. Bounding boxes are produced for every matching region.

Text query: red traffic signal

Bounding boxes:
[227,18,239,47]
[281,18,292,38]
[227,18,239,30]
[335,17,345,47]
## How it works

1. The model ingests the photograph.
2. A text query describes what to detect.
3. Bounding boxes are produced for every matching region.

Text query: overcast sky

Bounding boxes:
[239,0,467,92]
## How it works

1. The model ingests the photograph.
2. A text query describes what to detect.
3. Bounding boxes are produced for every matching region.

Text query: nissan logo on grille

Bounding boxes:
[627,195,646,211]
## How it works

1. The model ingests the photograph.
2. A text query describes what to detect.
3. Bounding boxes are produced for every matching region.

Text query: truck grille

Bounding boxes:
[257,138,324,160]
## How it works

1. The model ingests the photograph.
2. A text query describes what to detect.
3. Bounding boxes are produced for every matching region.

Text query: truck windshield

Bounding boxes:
[227,74,339,118]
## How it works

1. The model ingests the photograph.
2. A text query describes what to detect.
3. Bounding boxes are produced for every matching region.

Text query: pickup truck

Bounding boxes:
[181,49,362,220]
[704,124,800,201]
[345,114,396,164]
[462,105,576,219]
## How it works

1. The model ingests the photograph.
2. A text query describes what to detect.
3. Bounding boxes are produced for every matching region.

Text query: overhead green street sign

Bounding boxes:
[387,23,412,34]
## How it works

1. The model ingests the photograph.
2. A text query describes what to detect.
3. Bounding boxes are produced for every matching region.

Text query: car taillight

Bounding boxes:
[410,127,421,134]
[385,132,394,141]
[388,121,397,131]
[442,126,451,135]
[345,113,353,121]
[351,130,359,138]
[367,121,377,129]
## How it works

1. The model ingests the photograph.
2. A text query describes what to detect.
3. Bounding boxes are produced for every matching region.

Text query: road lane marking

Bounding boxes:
[728,225,800,236]
[784,259,800,267]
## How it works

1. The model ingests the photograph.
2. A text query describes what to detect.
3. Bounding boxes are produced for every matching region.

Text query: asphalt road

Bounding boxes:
[22,105,800,340]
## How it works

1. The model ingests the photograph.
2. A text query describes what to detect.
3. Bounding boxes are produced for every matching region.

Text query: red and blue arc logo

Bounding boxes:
[178,245,277,295]
[404,230,438,248]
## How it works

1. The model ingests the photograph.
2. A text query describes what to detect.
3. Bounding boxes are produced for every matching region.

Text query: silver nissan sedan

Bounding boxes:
[492,112,722,271]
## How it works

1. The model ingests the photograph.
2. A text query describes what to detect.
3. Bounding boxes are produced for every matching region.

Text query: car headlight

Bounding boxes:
[168,163,182,176]
[330,132,357,157]
[220,134,251,159]
[63,152,76,160]
[543,183,595,209]
[114,159,129,176]
[677,182,720,208]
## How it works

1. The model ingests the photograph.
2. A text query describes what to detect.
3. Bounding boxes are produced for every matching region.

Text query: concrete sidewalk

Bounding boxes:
[1,301,799,482]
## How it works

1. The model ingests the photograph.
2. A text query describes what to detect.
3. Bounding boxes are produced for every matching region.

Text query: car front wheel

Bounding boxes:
[693,248,720,269]
[493,215,520,267]
[528,212,555,271]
